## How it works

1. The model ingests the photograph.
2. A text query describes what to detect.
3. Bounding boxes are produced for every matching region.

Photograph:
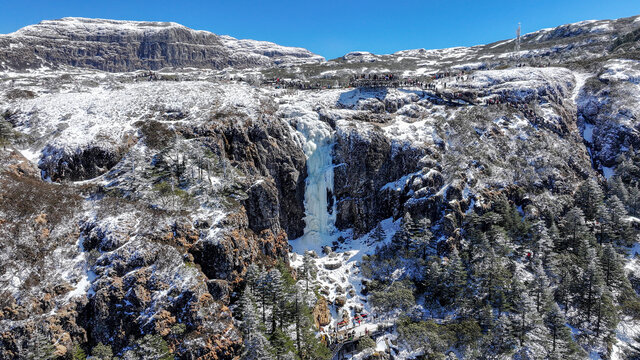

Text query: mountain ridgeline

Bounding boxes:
[1,14,640,360]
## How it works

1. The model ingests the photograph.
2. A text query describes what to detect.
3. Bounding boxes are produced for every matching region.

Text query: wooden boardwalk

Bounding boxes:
[329,324,393,360]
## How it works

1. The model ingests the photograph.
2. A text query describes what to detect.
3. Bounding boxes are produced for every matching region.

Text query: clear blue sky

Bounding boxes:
[1,0,640,59]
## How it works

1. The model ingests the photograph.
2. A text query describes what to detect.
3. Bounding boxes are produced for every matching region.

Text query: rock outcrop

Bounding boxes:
[312,297,331,329]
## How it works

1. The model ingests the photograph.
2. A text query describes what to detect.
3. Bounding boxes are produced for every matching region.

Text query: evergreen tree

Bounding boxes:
[575,179,604,220]
[608,175,630,203]
[269,329,295,360]
[510,277,531,347]
[532,259,551,314]
[532,220,553,262]
[581,250,604,323]
[548,221,561,250]
[257,271,270,326]
[596,204,611,244]
[606,195,631,245]
[594,287,618,338]
[292,286,329,360]
[23,327,55,360]
[545,303,570,355]
[424,257,443,304]
[487,314,516,355]
[245,263,261,295]
[131,334,173,360]
[371,223,386,244]
[0,120,12,150]
[561,207,587,252]
[90,342,113,360]
[242,332,274,360]
[412,217,433,258]
[628,185,640,216]
[444,247,467,306]
[600,244,625,290]
[239,290,260,336]
[267,268,285,334]
[302,252,318,294]
[72,344,87,360]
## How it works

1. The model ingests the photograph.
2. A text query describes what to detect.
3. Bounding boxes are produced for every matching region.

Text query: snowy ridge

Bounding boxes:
[0,17,324,72]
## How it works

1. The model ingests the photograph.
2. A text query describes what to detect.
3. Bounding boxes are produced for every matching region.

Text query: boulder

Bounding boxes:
[312,297,331,329]
[324,262,341,270]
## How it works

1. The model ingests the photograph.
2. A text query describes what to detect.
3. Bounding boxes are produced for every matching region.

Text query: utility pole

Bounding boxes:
[515,22,521,53]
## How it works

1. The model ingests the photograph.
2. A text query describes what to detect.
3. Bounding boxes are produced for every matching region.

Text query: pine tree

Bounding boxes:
[548,221,561,250]
[561,207,587,252]
[532,259,551,314]
[606,195,631,245]
[596,204,611,244]
[131,334,173,360]
[0,120,12,150]
[582,250,604,323]
[90,342,114,360]
[395,212,422,253]
[415,217,433,258]
[242,332,274,360]
[23,327,55,360]
[545,302,568,354]
[594,287,617,338]
[257,271,270,326]
[239,290,260,336]
[245,263,261,295]
[510,277,531,347]
[608,175,630,203]
[292,286,328,360]
[371,223,386,244]
[424,256,443,303]
[269,329,295,360]
[302,252,318,294]
[532,220,553,262]
[488,314,516,355]
[71,344,87,360]
[600,244,625,290]
[575,179,604,220]
[267,268,285,334]
[445,247,467,305]
[628,185,640,216]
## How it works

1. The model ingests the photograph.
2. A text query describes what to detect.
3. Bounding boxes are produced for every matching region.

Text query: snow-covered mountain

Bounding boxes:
[0,17,324,72]
[1,14,640,360]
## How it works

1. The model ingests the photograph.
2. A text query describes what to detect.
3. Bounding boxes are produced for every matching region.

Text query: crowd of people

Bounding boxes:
[319,312,390,348]
[483,94,541,121]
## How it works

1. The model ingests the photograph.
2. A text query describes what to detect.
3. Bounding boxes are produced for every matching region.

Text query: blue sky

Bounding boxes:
[1,0,639,59]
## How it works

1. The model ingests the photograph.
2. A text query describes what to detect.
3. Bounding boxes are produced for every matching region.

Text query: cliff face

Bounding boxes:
[0,80,309,358]
[0,17,324,72]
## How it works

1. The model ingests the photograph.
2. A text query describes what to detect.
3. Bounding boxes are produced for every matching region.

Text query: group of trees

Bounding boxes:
[0,119,12,150]
[361,175,640,358]
[238,263,329,360]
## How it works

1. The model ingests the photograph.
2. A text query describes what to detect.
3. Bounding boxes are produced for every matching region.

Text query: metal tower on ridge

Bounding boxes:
[515,22,521,52]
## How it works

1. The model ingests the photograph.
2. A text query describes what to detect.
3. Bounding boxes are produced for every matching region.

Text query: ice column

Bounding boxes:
[295,113,337,250]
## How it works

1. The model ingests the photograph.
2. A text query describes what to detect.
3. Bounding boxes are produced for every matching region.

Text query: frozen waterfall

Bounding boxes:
[290,111,337,253]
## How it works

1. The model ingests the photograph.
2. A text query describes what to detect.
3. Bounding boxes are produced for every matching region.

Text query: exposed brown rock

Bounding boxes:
[313,297,331,329]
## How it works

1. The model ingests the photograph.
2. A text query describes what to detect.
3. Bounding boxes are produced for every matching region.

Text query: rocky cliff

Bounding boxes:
[0,17,324,72]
